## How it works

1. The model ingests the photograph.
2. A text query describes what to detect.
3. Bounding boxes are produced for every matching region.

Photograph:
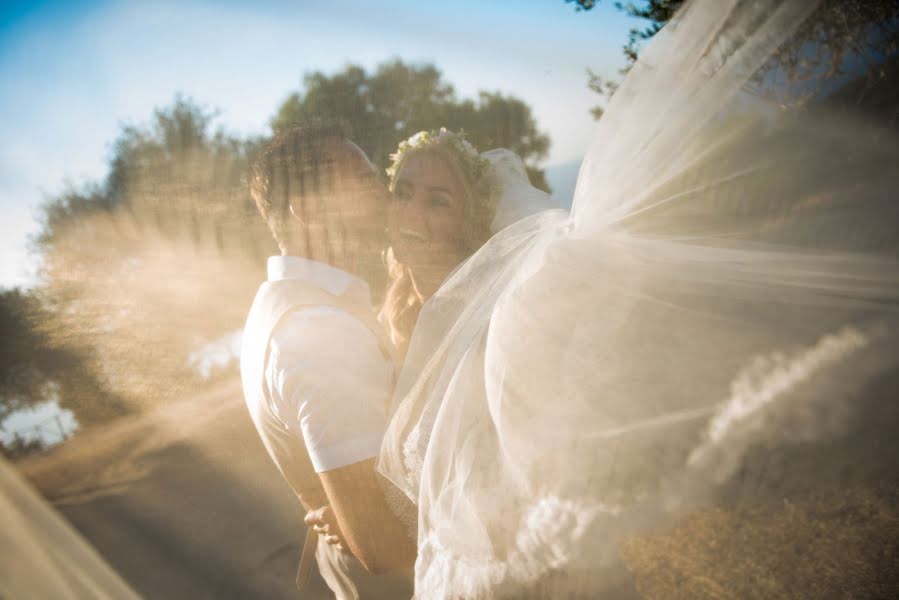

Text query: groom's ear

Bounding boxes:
[346,140,377,174]
[288,202,306,227]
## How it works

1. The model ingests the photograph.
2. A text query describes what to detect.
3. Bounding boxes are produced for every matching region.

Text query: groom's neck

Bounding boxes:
[282,247,384,289]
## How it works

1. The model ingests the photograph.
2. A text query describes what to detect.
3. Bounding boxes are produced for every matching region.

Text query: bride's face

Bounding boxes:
[388,152,469,293]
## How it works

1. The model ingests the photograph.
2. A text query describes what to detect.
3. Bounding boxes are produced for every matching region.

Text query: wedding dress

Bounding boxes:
[379,0,899,597]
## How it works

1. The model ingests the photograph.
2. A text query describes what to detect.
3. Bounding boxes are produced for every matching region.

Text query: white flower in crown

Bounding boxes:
[408,130,432,146]
[386,127,491,188]
[385,128,499,221]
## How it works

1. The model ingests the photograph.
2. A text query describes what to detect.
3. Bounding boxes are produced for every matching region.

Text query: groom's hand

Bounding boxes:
[304,505,347,552]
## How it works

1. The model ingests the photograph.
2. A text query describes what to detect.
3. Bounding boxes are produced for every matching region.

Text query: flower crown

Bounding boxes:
[386,128,492,189]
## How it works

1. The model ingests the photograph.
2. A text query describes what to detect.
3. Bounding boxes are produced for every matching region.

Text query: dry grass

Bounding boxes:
[620,486,899,599]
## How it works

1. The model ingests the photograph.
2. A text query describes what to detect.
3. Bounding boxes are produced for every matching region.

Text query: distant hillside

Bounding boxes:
[544,158,582,209]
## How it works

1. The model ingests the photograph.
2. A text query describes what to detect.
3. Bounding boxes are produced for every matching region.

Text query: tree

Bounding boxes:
[567,0,683,119]
[616,1,684,69]
[565,0,597,9]
[0,288,124,444]
[271,59,552,191]
[30,65,554,420]
[574,0,899,120]
[35,97,268,413]
[568,0,683,68]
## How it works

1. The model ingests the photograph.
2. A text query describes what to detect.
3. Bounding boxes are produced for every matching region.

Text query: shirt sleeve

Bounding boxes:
[267,306,392,473]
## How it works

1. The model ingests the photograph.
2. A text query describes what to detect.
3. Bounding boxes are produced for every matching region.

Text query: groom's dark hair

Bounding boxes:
[250,118,352,252]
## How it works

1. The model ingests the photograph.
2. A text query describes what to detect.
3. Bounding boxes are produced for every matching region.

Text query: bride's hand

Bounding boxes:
[304,505,347,552]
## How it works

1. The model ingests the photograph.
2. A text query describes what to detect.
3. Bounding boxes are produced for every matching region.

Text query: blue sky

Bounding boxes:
[0,0,634,288]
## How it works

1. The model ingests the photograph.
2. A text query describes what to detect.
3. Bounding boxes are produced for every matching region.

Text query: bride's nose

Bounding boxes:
[398,198,431,241]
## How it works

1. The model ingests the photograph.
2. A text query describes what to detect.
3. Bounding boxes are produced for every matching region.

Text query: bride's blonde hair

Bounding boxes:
[379,131,496,355]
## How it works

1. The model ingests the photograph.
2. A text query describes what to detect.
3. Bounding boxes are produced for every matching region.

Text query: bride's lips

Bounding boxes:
[398,228,428,242]
[393,235,456,266]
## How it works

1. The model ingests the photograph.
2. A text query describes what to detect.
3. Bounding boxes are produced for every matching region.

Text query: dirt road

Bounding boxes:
[17,378,337,599]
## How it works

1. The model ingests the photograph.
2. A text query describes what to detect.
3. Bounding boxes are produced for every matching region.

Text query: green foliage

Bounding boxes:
[575,0,899,120]
[616,1,685,68]
[34,97,269,413]
[585,68,619,121]
[271,60,552,191]
[0,288,123,429]
[1,436,44,459]
[747,0,899,110]
[28,65,554,422]
[39,97,265,254]
[0,289,60,422]
[566,0,684,67]
[565,0,597,10]
[1,97,284,439]
[567,0,683,120]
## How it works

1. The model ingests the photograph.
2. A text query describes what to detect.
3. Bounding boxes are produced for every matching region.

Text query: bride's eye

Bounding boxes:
[394,182,413,201]
[429,191,452,208]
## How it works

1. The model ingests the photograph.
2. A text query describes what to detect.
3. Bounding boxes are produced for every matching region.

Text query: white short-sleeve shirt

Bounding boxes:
[264,256,392,472]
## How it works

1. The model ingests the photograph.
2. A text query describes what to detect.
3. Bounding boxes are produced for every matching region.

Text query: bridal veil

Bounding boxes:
[379,0,899,596]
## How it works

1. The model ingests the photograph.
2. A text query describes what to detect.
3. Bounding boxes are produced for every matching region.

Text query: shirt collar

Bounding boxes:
[267,255,369,299]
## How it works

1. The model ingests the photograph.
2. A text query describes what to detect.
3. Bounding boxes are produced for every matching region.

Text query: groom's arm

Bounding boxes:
[269,308,416,572]
[319,459,417,573]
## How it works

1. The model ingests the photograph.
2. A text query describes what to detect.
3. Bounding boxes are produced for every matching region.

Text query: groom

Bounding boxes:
[241,121,414,599]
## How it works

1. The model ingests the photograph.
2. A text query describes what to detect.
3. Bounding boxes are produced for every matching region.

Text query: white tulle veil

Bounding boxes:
[378,0,899,596]
[484,148,556,234]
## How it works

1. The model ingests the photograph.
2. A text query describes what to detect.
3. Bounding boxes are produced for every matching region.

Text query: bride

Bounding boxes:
[380,128,555,358]
[373,0,899,597]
